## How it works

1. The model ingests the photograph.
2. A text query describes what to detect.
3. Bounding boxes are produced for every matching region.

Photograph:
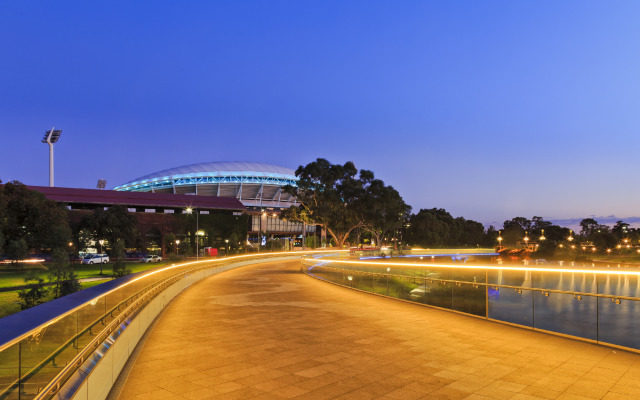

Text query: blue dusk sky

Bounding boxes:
[1,1,639,229]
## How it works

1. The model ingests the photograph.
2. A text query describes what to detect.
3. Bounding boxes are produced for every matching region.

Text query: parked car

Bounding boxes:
[140,255,162,263]
[82,254,109,264]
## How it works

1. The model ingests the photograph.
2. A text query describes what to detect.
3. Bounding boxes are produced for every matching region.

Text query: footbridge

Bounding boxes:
[3,250,640,399]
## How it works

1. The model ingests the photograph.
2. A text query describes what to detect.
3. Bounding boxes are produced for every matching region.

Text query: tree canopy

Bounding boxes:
[0,181,72,261]
[282,158,408,248]
[81,205,137,251]
[406,208,488,248]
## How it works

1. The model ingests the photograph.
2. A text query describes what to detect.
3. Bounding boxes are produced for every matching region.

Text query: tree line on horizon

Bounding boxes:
[282,159,638,255]
[2,162,637,264]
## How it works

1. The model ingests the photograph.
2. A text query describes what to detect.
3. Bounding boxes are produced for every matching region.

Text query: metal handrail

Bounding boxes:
[0,250,343,400]
[0,259,215,353]
[38,267,193,400]
[307,265,637,302]
[0,261,202,400]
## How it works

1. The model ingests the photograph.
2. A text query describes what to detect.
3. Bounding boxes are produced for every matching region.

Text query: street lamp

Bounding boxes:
[225,239,229,255]
[175,239,180,255]
[185,207,200,259]
[524,231,529,246]
[539,229,546,241]
[386,267,391,295]
[497,231,503,248]
[568,230,574,242]
[97,240,106,275]
[41,127,62,187]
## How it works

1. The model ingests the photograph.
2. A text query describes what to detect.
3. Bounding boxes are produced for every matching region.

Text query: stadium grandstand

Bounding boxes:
[113,161,298,209]
[114,161,319,244]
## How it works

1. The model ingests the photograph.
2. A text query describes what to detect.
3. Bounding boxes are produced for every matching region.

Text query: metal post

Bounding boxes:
[485,268,489,318]
[18,341,21,400]
[41,126,61,187]
[196,211,199,260]
[302,222,306,250]
[48,142,54,187]
[596,274,599,342]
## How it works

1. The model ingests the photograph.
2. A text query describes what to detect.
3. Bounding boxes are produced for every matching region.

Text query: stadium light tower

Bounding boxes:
[41,127,62,187]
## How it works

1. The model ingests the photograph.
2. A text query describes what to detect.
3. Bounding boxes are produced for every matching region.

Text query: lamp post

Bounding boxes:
[97,240,106,275]
[175,240,180,256]
[261,209,267,251]
[186,207,199,260]
[41,127,62,187]
[225,239,229,256]
[386,267,391,295]
[497,231,503,248]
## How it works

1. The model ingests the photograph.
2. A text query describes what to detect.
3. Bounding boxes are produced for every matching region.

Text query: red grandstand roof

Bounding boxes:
[28,186,245,211]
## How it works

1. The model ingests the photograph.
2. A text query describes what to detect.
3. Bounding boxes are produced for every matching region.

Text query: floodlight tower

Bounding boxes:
[41,127,62,187]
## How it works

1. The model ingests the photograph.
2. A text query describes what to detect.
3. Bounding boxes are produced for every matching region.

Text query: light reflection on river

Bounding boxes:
[485,264,640,349]
[357,255,640,350]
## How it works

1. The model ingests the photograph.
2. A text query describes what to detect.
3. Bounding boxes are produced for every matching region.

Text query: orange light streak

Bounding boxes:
[305,258,640,276]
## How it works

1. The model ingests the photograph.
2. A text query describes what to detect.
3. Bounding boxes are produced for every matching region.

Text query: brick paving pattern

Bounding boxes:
[118,260,640,399]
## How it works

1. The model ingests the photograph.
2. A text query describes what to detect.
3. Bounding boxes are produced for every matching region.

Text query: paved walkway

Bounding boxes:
[118,260,640,400]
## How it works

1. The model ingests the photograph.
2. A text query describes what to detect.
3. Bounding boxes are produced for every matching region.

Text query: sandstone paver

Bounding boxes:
[118,260,640,399]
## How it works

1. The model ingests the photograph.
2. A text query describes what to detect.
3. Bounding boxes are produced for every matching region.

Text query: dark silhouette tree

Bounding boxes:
[282,159,378,248]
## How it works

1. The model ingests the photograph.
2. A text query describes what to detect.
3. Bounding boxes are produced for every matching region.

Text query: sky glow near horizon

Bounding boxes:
[1,1,639,230]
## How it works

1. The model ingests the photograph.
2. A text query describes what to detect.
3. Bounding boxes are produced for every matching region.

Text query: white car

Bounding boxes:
[82,254,109,264]
[140,255,162,263]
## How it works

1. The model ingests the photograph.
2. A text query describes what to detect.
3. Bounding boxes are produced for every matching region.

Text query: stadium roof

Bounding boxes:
[114,161,297,190]
[28,186,245,211]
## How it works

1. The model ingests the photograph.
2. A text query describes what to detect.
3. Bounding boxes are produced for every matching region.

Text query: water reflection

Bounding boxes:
[309,256,640,351]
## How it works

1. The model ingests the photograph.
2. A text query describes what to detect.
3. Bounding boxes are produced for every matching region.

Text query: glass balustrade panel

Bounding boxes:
[598,297,640,350]
[76,295,107,351]
[452,283,486,317]
[487,269,531,289]
[424,281,453,310]
[0,342,19,400]
[488,287,533,327]
[533,291,597,340]
[18,311,78,400]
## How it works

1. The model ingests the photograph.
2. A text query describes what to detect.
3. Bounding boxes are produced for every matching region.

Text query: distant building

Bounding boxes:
[29,186,246,256]
[113,161,298,209]
[113,161,316,242]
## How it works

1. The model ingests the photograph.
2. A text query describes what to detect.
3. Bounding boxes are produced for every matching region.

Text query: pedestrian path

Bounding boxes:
[117,260,640,399]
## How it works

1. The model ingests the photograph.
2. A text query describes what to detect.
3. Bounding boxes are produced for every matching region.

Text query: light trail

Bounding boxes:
[305,258,640,276]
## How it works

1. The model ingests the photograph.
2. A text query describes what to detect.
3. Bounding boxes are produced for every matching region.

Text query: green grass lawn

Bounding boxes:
[0,279,112,319]
[0,256,232,321]
[0,261,176,289]
[0,260,189,319]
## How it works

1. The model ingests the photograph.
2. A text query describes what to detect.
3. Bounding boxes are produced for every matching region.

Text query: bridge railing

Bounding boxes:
[302,257,640,353]
[0,250,341,400]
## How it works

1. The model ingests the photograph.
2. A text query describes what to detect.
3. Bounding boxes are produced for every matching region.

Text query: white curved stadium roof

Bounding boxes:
[115,161,297,188]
